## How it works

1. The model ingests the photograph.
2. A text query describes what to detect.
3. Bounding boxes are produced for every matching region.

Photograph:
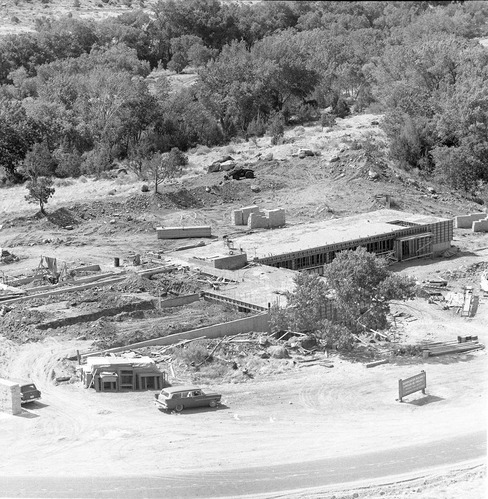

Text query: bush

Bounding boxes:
[268,112,285,145]
[333,98,350,119]
[174,340,210,365]
[81,147,113,176]
[321,113,336,128]
[54,149,83,178]
[246,116,267,138]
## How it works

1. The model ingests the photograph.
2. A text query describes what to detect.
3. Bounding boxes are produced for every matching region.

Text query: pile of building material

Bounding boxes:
[232,205,286,229]
[421,338,483,357]
[454,212,488,232]
[156,226,212,239]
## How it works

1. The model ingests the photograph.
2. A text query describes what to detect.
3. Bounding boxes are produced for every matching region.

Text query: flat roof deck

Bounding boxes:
[165,254,296,309]
[178,210,451,262]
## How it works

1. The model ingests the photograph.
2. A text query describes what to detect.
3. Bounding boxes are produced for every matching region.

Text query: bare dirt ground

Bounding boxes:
[1,112,487,497]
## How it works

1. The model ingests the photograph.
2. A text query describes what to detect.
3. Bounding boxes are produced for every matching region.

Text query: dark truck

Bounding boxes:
[15,380,42,404]
[224,168,255,180]
[154,385,221,412]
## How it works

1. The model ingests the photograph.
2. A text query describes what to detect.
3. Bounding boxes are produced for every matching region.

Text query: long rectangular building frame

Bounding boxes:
[234,210,453,274]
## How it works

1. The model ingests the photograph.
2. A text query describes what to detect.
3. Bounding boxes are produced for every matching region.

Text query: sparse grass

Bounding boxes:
[0,175,141,218]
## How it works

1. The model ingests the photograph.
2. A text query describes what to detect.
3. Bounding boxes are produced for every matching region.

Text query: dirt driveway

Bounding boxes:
[0,284,486,497]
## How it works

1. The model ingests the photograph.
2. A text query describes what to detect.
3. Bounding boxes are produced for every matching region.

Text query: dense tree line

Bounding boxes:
[1,0,488,195]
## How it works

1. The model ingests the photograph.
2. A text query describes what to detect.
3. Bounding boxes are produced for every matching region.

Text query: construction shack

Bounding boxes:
[80,356,166,392]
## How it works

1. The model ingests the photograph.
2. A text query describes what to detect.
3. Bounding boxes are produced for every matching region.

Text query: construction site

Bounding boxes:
[0,112,486,498]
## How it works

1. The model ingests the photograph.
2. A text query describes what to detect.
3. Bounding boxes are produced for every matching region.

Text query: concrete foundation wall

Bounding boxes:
[159,293,200,308]
[213,253,247,270]
[454,213,486,229]
[0,379,21,415]
[84,313,270,357]
[157,226,212,239]
[473,219,488,232]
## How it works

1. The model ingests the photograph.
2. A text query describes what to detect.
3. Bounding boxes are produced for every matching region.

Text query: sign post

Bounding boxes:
[398,370,426,402]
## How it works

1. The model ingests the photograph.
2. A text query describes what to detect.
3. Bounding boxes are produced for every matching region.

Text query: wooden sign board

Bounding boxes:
[398,370,426,402]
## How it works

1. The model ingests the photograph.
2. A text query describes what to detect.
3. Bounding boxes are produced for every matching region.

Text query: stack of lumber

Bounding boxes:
[421,339,483,357]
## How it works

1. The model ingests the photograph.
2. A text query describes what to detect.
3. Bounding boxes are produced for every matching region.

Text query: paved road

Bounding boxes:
[1,431,485,498]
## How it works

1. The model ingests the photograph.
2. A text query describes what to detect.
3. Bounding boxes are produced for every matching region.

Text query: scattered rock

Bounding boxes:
[264,152,273,161]
[108,189,116,196]
[141,184,149,192]
[368,170,380,180]
[330,156,340,163]
[250,185,261,192]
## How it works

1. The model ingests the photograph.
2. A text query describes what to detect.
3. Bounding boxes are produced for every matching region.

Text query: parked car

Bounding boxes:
[17,381,41,404]
[224,168,255,180]
[154,385,221,412]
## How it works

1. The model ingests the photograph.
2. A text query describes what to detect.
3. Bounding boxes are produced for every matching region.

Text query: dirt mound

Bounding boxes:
[47,207,80,228]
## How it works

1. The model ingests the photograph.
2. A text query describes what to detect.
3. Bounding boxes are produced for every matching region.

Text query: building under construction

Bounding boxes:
[181,209,453,275]
[240,209,453,274]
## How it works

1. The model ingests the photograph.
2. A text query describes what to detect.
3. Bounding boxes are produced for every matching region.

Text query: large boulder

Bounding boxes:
[207,162,221,173]
[220,160,236,171]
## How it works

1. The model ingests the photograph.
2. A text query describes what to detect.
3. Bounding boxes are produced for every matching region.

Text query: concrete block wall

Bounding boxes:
[454,213,487,229]
[233,205,286,228]
[84,312,270,357]
[248,212,269,229]
[0,379,21,415]
[472,219,488,232]
[231,210,244,225]
[265,208,286,227]
[241,205,260,225]
[157,226,212,239]
[213,253,247,270]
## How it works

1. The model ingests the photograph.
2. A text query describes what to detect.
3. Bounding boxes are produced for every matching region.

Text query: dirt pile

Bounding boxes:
[46,207,80,228]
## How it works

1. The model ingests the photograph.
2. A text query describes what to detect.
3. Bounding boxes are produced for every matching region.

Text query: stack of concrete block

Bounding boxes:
[248,212,269,229]
[213,253,247,270]
[156,226,212,239]
[265,208,286,227]
[454,213,487,229]
[232,205,286,229]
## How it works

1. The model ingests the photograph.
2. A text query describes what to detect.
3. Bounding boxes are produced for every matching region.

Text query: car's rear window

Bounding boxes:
[21,384,37,392]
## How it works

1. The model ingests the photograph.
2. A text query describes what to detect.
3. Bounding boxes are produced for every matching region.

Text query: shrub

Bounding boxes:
[174,340,210,365]
[321,113,336,128]
[54,149,83,178]
[246,116,267,138]
[268,112,285,145]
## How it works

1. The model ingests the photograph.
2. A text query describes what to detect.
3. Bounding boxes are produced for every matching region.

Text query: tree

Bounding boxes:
[25,176,55,214]
[272,248,417,350]
[19,142,56,179]
[322,247,417,334]
[143,147,187,193]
